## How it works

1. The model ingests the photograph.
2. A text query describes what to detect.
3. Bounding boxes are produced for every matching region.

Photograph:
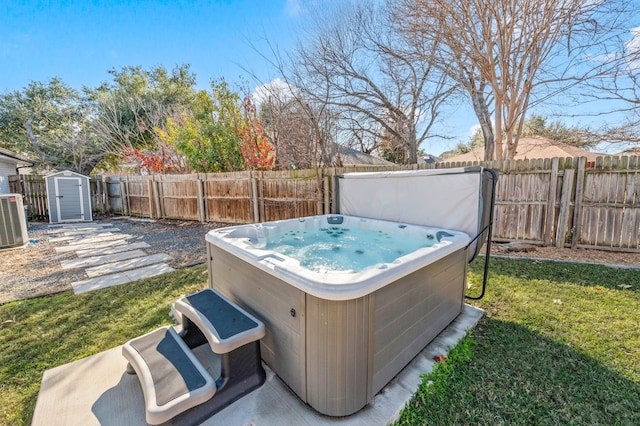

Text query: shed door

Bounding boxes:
[55,177,85,221]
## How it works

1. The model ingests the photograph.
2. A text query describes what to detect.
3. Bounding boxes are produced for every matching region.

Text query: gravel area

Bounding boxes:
[2,217,639,305]
[0,217,230,304]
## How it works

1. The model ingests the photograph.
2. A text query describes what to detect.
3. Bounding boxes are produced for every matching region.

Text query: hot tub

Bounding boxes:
[206,214,471,416]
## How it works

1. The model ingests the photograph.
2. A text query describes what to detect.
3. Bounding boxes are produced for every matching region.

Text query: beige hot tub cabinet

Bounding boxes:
[208,243,468,416]
[205,167,498,416]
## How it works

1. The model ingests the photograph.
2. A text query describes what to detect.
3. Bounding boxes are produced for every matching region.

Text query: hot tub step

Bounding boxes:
[172,288,267,419]
[174,288,266,354]
[122,327,216,425]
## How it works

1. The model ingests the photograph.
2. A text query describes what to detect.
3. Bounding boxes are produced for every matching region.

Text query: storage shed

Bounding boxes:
[45,170,92,223]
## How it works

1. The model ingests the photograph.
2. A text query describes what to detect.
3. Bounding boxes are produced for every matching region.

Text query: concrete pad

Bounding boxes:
[62,228,121,236]
[47,236,76,243]
[50,232,117,243]
[76,242,151,258]
[85,254,174,278]
[60,250,147,270]
[32,305,483,426]
[48,223,113,233]
[55,238,131,253]
[65,233,134,247]
[72,263,175,294]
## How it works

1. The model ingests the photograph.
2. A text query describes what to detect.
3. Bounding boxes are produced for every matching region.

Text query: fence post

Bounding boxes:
[324,175,330,214]
[154,176,163,219]
[250,174,259,224]
[147,178,155,219]
[258,172,266,222]
[544,157,559,245]
[571,157,587,249]
[196,176,205,222]
[555,169,575,247]
[121,176,130,216]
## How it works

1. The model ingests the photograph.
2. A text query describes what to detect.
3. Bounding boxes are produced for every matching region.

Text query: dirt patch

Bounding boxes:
[488,242,640,268]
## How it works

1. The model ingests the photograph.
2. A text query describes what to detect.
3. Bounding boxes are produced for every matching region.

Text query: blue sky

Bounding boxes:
[1,0,299,92]
[1,0,639,155]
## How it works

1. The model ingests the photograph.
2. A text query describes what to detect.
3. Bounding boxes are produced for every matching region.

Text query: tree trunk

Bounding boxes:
[469,90,495,161]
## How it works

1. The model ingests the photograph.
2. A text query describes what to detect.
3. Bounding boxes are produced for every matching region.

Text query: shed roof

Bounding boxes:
[45,170,90,179]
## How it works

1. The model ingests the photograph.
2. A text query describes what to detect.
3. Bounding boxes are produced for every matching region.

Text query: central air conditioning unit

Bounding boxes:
[0,194,29,250]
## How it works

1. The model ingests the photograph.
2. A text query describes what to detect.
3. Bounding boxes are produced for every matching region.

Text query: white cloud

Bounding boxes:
[285,0,303,17]
[252,78,297,106]
[624,26,640,71]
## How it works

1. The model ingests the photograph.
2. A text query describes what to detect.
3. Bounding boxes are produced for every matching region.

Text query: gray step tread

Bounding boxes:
[122,326,216,425]
[174,289,265,354]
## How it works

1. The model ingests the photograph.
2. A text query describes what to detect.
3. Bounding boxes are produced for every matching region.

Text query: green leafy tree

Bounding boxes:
[157,80,245,172]
[0,78,103,174]
[87,64,197,168]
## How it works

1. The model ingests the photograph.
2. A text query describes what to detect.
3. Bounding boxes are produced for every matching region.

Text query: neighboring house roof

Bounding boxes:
[616,147,640,156]
[0,147,34,165]
[418,154,441,165]
[441,136,607,163]
[329,145,396,167]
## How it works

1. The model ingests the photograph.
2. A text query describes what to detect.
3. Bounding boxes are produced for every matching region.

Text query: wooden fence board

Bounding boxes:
[7,155,640,251]
[571,158,586,249]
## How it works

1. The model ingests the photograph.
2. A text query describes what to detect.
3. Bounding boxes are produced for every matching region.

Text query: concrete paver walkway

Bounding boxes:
[75,242,150,257]
[72,263,176,294]
[48,222,174,294]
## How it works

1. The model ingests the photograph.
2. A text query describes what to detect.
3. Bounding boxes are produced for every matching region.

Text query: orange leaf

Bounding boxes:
[432,354,447,364]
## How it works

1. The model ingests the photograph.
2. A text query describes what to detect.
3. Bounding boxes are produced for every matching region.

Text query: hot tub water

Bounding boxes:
[264,226,437,273]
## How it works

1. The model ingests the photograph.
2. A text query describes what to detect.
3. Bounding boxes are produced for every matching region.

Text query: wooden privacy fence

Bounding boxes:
[9,156,640,251]
[438,155,640,251]
[107,169,329,224]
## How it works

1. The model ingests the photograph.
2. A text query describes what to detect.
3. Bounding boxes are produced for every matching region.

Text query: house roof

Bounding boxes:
[442,136,607,163]
[418,154,441,165]
[616,147,640,156]
[0,147,34,165]
[329,145,396,167]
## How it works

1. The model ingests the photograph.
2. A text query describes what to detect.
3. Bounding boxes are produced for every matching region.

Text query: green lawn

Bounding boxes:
[1,258,639,425]
[0,265,208,426]
[397,258,640,425]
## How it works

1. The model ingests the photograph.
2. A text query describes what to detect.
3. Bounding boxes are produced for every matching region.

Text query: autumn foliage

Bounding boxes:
[123,141,182,174]
[237,97,275,170]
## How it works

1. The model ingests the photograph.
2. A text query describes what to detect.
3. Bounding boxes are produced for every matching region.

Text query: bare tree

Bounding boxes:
[394,0,635,160]
[258,90,318,169]
[86,65,196,172]
[291,1,455,164]
[581,28,640,146]
[250,43,339,172]
[90,90,186,159]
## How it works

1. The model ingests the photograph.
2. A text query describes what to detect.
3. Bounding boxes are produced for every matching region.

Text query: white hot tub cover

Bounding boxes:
[337,166,497,262]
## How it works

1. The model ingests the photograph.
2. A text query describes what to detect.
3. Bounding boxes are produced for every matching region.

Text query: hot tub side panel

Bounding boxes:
[305,294,372,416]
[370,247,468,397]
[207,244,308,401]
